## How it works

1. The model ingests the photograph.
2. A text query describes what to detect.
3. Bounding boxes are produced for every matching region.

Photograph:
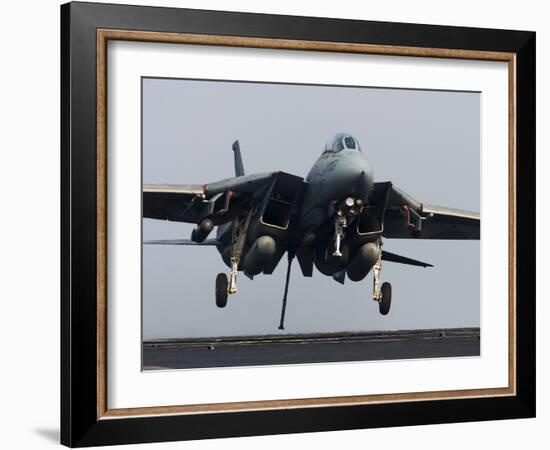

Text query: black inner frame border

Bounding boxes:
[61,2,535,447]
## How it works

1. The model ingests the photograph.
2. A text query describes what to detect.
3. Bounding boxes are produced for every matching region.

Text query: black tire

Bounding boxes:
[215,273,228,308]
[379,282,392,315]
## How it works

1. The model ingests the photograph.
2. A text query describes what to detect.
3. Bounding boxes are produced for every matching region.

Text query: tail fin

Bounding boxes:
[232,140,245,177]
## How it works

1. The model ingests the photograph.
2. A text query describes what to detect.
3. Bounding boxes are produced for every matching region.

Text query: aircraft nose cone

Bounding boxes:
[353,170,372,198]
[332,152,373,201]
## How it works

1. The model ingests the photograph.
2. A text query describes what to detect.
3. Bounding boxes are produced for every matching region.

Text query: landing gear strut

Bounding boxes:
[332,198,362,258]
[372,243,392,315]
[333,212,347,257]
[214,208,254,308]
[228,256,239,294]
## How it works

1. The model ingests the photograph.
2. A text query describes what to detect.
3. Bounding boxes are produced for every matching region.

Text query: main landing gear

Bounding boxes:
[215,273,228,308]
[215,255,239,308]
[331,201,392,316]
[372,245,392,315]
[215,209,254,309]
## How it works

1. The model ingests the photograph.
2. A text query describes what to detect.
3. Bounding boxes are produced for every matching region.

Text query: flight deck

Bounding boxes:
[143,327,480,370]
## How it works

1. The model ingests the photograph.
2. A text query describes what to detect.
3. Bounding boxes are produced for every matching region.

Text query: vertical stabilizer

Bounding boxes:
[232,140,245,177]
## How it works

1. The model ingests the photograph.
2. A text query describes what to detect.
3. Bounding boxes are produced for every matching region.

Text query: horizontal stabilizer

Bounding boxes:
[381,250,433,267]
[144,238,219,246]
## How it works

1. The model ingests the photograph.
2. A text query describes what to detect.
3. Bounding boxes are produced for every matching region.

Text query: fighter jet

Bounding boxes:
[143,133,479,329]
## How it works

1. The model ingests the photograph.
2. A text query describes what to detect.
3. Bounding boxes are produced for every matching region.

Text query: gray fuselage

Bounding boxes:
[215,133,379,280]
[300,140,374,230]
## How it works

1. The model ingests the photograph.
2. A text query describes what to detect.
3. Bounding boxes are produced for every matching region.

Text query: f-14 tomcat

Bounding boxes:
[143,133,479,329]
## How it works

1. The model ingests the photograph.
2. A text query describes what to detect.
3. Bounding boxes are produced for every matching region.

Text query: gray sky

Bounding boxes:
[142,78,480,340]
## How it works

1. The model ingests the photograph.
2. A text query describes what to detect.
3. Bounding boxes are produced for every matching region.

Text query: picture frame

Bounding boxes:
[60,1,535,447]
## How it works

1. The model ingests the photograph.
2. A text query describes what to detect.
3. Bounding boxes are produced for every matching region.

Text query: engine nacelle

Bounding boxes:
[346,242,379,281]
[243,235,277,276]
[191,218,214,243]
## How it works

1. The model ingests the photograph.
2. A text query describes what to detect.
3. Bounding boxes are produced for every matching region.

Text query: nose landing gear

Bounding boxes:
[332,198,363,258]
[372,244,392,315]
[332,212,346,257]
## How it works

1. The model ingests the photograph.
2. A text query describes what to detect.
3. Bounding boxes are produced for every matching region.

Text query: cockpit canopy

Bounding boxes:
[324,133,361,153]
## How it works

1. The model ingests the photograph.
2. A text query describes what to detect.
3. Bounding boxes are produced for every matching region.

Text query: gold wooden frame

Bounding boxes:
[96,29,516,420]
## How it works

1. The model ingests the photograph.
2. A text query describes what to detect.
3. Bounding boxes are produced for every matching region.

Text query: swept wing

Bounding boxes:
[368,182,479,240]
